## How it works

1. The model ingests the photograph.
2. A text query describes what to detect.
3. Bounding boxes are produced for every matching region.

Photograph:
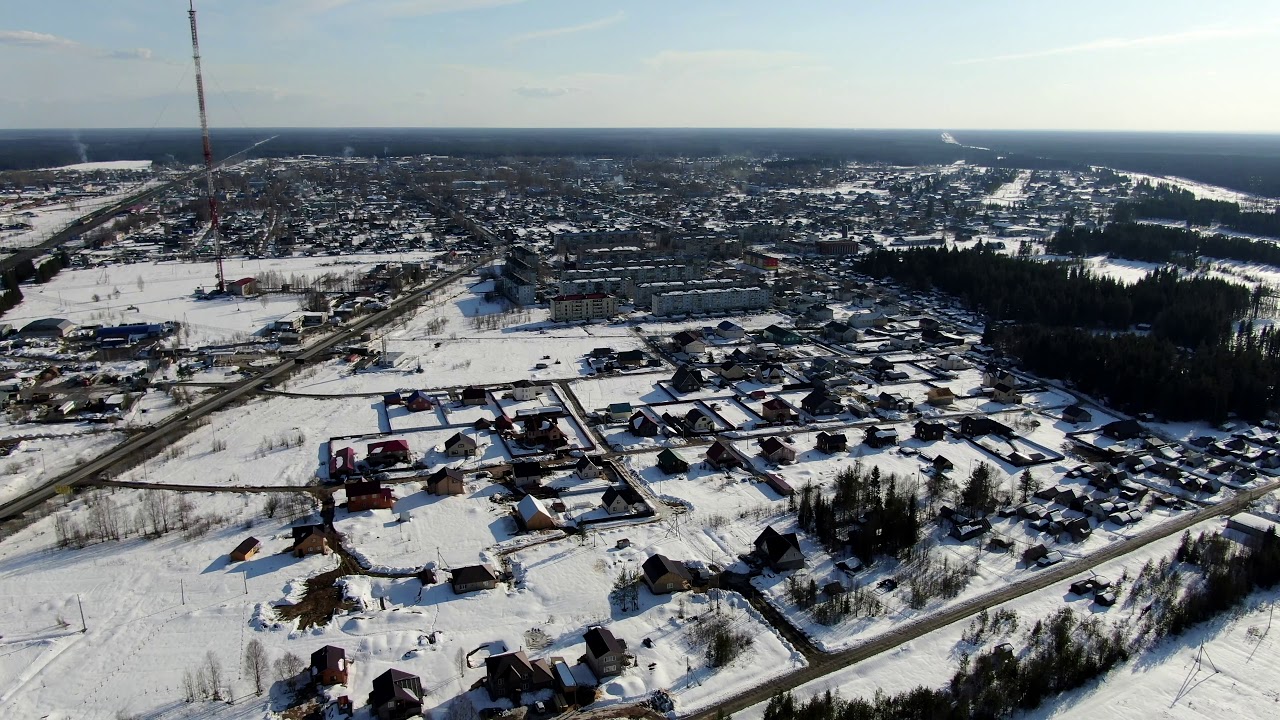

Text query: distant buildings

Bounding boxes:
[550,292,619,322]
[651,286,770,317]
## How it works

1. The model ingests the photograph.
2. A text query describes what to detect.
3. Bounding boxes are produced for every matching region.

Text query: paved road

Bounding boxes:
[686,476,1280,719]
[0,257,492,521]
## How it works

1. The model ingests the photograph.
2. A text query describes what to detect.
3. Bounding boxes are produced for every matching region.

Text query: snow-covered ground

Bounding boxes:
[47,160,154,172]
[1123,172,1280,212]
[984,170,1032,207]
[3,254,445,347]
[0,179,163,251]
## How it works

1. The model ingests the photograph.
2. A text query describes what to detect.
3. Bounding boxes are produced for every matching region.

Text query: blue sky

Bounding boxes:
[1,0,1277,130]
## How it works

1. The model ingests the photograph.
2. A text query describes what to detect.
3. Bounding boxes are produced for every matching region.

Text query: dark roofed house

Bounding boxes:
[602,486,644,515]
[1103,419,1144,440]
[628,409,661,437]
[754,526,805,571]
[425,466,466,496]
[1062,405,1093,424]
[642,553,692,594]
[485,650,554,700]
[915,420,947,442]
[366,439,411,467]
[383,392,404,407]
[292,524,331,557]
[405,390,432,412]
[20,317,75,338]
[311,645,348,686]
[450,564,499,594]
[512,460,547,488]
[816,431,847,454]
[863,425,899,448]
[706,438,742,469]
[801,389,842,416]
[575,455,603,479]
[760,436,798,464]
[960,416,1014,438]
[346,479,395,512]
[370,668,423,720]
[330,446,357,479]
[671,365,705,393]
[443,432,478,457]
[583,626,628,679]
[657,448,690,474]
[230,537,260,562]
[461,386,487,406]
[761,397,797,423]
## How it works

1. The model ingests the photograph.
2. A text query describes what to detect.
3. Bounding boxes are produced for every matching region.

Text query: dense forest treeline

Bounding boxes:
[761,529,1280,720]
[856,246,1275,420]
[1114,182,1280,238]
[857,246,1250,348]
[1050,221,1280,266]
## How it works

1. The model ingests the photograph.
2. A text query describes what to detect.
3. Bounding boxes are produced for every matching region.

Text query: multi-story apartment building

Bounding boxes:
[651,286,771,317]
[550,293,619,322]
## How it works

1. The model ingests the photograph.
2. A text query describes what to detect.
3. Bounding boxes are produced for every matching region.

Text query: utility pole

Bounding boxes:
[180,578,185,605]
[76,593,87,633]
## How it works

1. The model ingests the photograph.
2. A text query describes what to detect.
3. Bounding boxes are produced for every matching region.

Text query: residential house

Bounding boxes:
[512,461,546,488]
[761,324,802,345]
[878,391,913,412]
[346,480,395,512]
[230,537,260,562]
[311,645,348,686]
[227,277,257,297]
[823,320,860,343]
[575,455,603,480]
[960,416,1014,437]
[383,392,405,407]
[756,363,786,383]
[992,381,1022,405]
[681,407,717,434]
[484,650,554,700]
[582,626,628,680]
[670,366,705,393]
[1061,405,1093,424]
[949,517,991,542]
[806,304,835,322]
[450,564,499,594]
[761,397,797,423]
[443,432,478,457]
[982,365,1017,388]
[460,386,487,406]
[366,439,411,468]
[292,525,331,557]
[657,448,690,474]
[369,669,423,720]
[716,360,748,380]
[672,330,706,354]
[425,466,466,496]
[1102,419,1144,440]
[936,353,971,371]
[330,447,358,478]
[870,356,895,373]
[801,389,842,416]
[760,436,798,464]
[642,553,692,594]
[932,455,955,474]
[754,526,805,571]
[863,425,899,448]
[616,349,646,368]
[517,494,556,531]
[705,439,742,469]
[405,390,433,412]
[915,420,947,442]
[816,432,848,454]
[511,379,543,401]
[605,402,633,422]
[602,487,645,515]
[628,409,661,437]
[926,386,956,406]
[715,320,746,340]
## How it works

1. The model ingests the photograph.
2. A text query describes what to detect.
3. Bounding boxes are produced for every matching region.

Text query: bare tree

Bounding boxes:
[204,651,224,701]
[447,697,480,720]
[142,491,172,536]
[243,639,269,695]
[263,494,282,518]
[88,491,122,542]
[273,651,305,687]
[182,667,200,703]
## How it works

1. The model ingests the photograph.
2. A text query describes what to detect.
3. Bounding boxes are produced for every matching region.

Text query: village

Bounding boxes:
[2,154,1280,720]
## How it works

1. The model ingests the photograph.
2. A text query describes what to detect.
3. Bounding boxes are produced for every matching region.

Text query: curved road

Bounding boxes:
[0,256,492,521]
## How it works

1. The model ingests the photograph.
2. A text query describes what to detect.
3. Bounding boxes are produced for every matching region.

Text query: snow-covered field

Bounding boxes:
[4,253,445,347]
[0,179,163,251]
[984,170,1031,207]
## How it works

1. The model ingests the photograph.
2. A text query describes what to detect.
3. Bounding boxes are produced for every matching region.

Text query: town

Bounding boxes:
[3,150,1280,720]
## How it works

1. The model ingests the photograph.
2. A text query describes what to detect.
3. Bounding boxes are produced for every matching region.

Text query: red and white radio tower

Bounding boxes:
[188,0,225,292]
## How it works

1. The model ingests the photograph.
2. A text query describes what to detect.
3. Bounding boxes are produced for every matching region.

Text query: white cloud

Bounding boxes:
[955,24,1279,65]
[381,0,525,17]
[509,11,624,45]
[0,30,79,48]
[105,48,153,61]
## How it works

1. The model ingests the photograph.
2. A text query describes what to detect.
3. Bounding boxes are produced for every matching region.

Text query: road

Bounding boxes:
[0,256,492,522]
[687,476,1280,719]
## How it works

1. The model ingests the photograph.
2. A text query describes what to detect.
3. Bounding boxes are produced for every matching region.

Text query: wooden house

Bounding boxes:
[450,564,499,594]
[754,526,804,571]
[369,669,423,720]
[583,626,628,679]
[484,650,554,701]
[425,466,466,496]
[230,537,260,562]
[311,645,348,686]
[642,554,692,594]
[816,432,847,454]
[657,449,689,474]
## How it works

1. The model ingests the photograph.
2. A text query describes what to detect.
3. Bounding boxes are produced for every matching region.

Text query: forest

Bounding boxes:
[1049,220,1280,266]
[1114,182,1280,238]
[857,246,1250,348]
[760,529,1280,720]
[856,245,1275,420]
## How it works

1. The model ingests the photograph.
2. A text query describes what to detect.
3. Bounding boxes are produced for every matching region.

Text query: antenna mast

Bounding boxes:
[188,0,225,292]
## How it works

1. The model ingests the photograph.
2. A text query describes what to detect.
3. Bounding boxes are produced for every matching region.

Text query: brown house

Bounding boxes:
[370,668,423,720]
[346,480,395,512]
[582,626,628,679]
[761,397,796,423]
[450,564,499,594]
[310,645,348,686]
[485,650,554,700]
[760,436,798,464]
[642,554,691,594]
[230,537,260,562]
[425,466,466,496]
[291,525,331,557]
